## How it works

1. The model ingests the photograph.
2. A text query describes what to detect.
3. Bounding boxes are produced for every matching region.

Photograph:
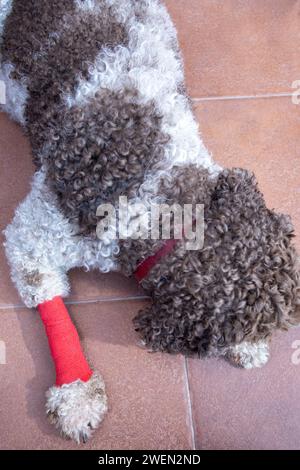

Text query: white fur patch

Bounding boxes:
[75,0,98,11]
[0,62,28,125]
[227,340,270,369]
[46,372,107,443]
[0,3,28,123]
[4,169,119,307]
[0,0,12,39]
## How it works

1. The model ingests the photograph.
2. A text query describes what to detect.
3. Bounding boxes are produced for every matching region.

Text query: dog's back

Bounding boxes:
[1,0,218,235]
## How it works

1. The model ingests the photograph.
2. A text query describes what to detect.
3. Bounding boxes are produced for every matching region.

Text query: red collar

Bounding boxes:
[133,217,197,282]
[134,238,178,283]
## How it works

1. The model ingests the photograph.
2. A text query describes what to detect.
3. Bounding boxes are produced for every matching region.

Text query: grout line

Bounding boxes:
[192,92,294,103]
[0,294,150,310]
[65,294,150,305]
[0,303,27,310]
[183,357,196,451]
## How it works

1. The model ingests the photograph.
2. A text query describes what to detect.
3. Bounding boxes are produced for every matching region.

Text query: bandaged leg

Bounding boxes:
[4,170,107,442]
[38,297,93,386]
[38,297,107,443]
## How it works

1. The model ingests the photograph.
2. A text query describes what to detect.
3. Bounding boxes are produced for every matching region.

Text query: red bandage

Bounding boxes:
[37,296,92,386]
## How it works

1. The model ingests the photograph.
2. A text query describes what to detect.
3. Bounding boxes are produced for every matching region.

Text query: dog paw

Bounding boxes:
[225,340,270,369]
[45,372,107,443]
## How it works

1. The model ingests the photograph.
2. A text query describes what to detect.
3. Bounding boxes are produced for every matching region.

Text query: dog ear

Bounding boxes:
[208,167,300,332]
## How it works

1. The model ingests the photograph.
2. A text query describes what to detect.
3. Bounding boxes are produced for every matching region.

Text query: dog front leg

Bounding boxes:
[4,169,107,442]
[39,297,107,443]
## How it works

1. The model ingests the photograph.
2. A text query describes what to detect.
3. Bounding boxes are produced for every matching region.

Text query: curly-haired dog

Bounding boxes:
[1,0,299,442]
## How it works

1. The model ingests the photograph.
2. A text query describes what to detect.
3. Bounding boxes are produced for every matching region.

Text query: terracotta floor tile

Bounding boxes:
[165,0,300,97]
[68,270,144,303]
[0,114,141,305]
[194,97,300,246]
[0,300,192,450]
[188,327,300,450]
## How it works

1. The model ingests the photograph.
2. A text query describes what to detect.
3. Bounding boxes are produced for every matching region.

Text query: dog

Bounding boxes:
[1,0,299,443]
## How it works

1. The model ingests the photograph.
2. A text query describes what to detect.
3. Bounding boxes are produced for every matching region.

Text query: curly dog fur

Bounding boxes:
[1,0,299,442]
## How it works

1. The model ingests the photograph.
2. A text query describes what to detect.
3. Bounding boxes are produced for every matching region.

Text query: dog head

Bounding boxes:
[134,167,300,356]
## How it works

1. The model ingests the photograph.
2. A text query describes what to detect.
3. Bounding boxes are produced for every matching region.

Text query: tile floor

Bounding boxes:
[0,0,300,450]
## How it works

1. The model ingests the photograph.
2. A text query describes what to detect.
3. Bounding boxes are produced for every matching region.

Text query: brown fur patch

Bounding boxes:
[2,0,76,77]
[44,88,170,235]
[2,0,128,166]
[23,270,43,287]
